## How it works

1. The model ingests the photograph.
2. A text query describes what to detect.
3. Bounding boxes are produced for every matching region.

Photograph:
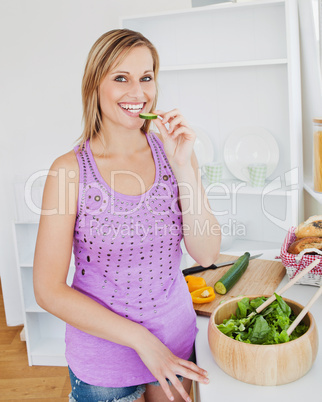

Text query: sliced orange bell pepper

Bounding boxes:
[191,286,216,304]
[185,275,207,293]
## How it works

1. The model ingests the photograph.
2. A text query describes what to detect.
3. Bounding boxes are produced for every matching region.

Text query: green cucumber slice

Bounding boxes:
[139,113,158,120]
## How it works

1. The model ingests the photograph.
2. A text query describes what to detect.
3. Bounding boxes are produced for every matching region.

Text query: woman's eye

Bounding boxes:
[115,76,127,82]
[141,76,153,82]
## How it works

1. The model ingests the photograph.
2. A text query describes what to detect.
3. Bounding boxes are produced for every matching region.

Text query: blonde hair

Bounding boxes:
[77,29,160,150]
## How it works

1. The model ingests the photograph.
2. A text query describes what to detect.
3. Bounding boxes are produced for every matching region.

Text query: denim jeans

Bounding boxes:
[68,367,146,402]
[68,346,196,401]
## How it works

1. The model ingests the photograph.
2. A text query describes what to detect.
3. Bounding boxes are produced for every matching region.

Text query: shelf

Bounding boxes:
[304,181,322,203]
[21,265,76,316]
[19,252,35,267]
[121,0,285,21]
[160,58,288,72]
[14,221,39,225]
[30,338,67,366]
[25,303,45,313]
[20,263,76,270]
[203,178,294,196]
[122,0,287,69]
[25,312,67,366]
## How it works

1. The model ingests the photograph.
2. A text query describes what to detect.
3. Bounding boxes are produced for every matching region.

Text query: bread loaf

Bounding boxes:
[288,236,322,254]
[295,215,322,238]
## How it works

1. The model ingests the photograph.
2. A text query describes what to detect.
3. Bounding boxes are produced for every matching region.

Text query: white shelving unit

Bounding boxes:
[122,0,303,253]
[159,58,288,72]
[13,221,75,366]
[304,180,322,204]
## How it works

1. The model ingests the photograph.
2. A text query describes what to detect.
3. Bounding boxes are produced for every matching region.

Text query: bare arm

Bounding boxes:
[176,152,221,266]
[33,151,208,402]
[153,109,221,267]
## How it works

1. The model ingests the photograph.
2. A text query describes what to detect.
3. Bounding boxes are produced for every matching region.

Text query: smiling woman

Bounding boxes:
[33,28,220,402]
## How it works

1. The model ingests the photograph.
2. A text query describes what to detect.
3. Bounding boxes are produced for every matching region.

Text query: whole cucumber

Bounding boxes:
[214,252,250,295]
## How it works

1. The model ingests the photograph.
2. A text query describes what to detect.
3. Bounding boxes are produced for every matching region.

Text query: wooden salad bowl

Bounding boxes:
[208,295,319,386]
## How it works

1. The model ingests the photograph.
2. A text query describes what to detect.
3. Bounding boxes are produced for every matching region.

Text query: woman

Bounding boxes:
[33,29,220,402]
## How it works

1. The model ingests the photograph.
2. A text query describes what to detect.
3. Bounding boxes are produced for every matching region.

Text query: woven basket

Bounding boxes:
[279,227,322,286]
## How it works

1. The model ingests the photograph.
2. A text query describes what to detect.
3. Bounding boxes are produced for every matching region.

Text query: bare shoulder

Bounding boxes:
[41,149,79,216]
[50,149,79,179]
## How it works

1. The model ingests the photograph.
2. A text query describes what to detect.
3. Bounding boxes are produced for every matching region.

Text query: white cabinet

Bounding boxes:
[13,221,74,366]
[122,0,303,253]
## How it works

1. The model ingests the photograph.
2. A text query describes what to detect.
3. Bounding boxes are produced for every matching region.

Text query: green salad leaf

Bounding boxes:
[217,294,308,344]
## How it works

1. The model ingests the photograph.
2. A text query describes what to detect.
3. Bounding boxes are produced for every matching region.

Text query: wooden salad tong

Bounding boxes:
[246,259,321,325]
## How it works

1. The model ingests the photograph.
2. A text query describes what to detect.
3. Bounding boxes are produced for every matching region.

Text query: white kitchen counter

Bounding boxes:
[194,249,322,402]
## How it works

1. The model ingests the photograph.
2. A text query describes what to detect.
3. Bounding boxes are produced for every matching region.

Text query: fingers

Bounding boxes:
[167,116,189,134]
[158,377,175,401]
[136,333,205,402]
[169,374,191,402]
[154,108,186,125]
[176,359,209,385]
[153,109,195,140]
[156,358,209,402]
[152,116,169,138]
[158,373,191,402]
[179,359,209,380]
[154,109,188,128]
[170,125,195,142]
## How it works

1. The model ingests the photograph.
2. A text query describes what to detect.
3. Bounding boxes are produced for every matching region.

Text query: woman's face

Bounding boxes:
[99,46,156,133]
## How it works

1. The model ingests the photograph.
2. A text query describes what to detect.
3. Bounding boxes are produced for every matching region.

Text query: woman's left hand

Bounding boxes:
[153,109,196,167]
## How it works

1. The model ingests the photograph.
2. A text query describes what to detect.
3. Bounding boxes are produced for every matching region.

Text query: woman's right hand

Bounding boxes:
[135,329,209,402]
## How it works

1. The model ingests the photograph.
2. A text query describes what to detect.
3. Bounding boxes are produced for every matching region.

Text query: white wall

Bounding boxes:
[0,0,191,326]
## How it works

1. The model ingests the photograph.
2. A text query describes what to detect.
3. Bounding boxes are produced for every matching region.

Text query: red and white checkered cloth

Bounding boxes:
[278,227,322,277]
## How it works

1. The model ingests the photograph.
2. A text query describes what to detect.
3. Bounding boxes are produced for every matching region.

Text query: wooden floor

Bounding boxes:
[0,279,70,401]
[0,279,194,401]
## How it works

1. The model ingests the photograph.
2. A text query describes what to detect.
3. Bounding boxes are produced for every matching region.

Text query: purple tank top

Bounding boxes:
[65,132,198,387]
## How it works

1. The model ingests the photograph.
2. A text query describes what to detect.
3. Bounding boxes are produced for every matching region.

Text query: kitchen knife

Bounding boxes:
[182,253,263,276]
